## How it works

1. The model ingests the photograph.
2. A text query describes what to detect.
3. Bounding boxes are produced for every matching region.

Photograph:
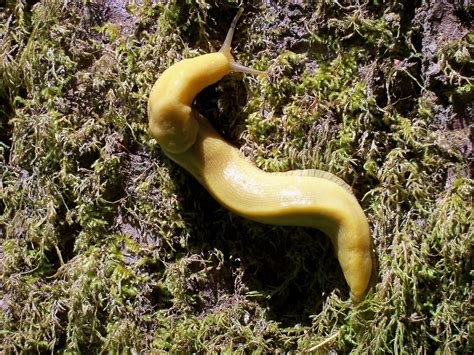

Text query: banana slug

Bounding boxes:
[148,9,373,303]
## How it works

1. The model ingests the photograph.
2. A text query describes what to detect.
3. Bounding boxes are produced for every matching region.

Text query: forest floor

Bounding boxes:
[1,0,472,353]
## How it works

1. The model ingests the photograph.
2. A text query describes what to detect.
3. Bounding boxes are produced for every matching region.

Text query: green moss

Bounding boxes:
[1,0,472,353]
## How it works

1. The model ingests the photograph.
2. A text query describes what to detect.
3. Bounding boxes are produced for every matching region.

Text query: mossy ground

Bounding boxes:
[1,0,472,353]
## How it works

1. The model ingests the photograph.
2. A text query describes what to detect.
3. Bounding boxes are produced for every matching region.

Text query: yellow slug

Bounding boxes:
[148,9,373,303]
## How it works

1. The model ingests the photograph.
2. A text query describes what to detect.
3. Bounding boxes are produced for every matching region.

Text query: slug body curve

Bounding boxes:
[148,9,373,303]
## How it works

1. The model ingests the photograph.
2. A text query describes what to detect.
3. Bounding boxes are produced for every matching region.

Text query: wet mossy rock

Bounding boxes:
[0,0,472,353]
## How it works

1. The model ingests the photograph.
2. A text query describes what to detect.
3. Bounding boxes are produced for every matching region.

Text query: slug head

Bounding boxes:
[149,100,198,154]
[148,8,263,154]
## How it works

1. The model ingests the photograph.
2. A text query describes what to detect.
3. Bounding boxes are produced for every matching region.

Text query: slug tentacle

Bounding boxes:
[220,7,243,55]
[229,61,265,76]
[148,9,374,303]
[219,7,265,76]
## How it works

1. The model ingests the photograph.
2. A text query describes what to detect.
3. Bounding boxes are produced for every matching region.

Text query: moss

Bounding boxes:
[1,0,472,353]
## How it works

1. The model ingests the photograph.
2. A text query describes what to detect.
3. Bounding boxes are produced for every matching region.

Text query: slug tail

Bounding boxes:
[220,8,266,76]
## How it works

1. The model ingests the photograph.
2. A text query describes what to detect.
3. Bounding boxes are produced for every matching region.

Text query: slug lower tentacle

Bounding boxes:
[148,9,373,303]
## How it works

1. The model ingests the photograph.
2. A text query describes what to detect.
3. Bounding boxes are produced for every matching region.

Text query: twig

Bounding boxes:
[305,330,340,352]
